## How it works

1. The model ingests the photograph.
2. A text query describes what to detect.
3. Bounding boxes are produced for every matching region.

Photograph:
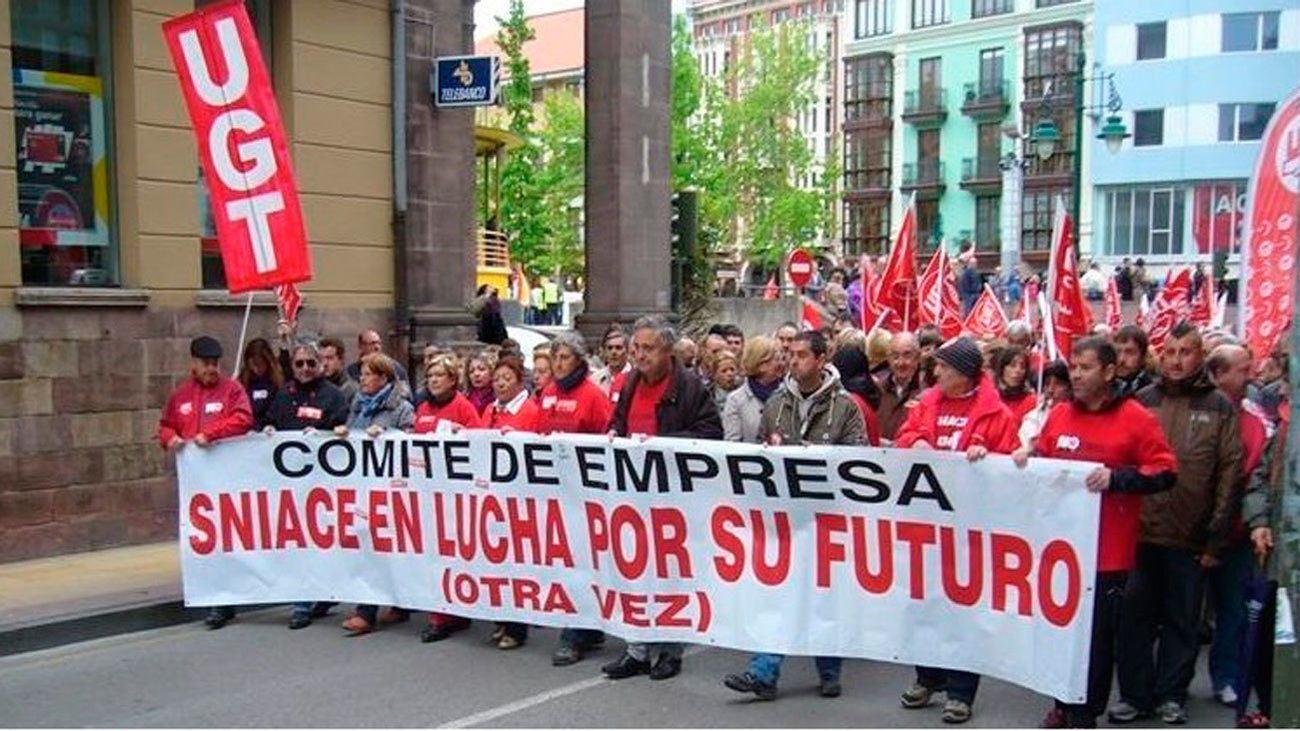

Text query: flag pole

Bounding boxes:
[234,292,255,375]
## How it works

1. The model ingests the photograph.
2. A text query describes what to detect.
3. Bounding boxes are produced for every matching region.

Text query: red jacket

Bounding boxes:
[1036,397,1178,572]
[894,374,1019,454]
[1001,390,1038,427]
[847,393,882,447]
[486,391,542,432]
[414,392,484,433]
[158,375,255,449]
[539,377,613,435]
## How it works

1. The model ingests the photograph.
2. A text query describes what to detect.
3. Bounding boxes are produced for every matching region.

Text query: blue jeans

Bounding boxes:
[291,601,336,617]
[1208,540,1252,693]
[916,666,981,705]
[748,652,841,686]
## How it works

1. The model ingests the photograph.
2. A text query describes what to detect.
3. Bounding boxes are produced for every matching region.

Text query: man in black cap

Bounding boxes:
[892,336,1020,724]
[158,335,255,629]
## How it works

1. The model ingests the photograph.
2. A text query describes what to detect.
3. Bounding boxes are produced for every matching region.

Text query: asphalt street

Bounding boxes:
[0,608,1235,728]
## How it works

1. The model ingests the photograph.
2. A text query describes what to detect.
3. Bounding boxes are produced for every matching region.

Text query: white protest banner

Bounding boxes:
[178,431,1100,701]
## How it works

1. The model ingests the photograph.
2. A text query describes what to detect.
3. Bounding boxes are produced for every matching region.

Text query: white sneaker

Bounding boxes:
[1216,686,1239,707]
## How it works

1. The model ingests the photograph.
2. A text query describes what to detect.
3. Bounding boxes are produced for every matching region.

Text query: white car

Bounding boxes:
[505,325,554,369]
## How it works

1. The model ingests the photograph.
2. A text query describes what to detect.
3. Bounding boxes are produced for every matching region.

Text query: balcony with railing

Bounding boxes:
[902,87,948,127]
[901,160,945,197]
[959,157,1002,193]
[961,80,1010,121]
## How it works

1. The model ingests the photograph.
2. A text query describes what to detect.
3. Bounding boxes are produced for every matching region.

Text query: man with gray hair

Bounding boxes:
[263,341,351,629]
[602,315,722,681]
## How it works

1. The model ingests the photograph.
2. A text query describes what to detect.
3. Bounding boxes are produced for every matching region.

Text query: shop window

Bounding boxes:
[1133,109,1163,147]
[11,0,116,286]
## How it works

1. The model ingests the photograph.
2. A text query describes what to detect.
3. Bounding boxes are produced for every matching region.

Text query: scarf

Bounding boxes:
[426,388,455,407]
[556,359,590,393]
[356,382,393,417]
[467,385,494,413]
[747,377,780,404]
[999,383,1031,402]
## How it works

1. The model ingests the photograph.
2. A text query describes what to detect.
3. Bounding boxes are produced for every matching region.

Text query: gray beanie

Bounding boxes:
[936,336,983,380]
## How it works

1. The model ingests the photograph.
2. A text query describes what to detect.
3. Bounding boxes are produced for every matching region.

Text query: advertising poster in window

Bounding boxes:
[13,70,110,249]
[1192,182,1246,255]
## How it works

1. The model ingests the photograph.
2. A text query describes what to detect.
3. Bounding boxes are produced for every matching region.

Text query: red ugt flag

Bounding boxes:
[1147,268,1192,352]
[1105,275,1124,332]
[164,0,313,294]
[275,282,302,325]
[1047,198,1089,360]
[878,194,920,332]
[917,247,963,339]
[964,283,1008,339]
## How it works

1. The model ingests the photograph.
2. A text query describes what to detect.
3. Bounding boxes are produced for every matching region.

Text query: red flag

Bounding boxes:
[763,274,779,300]
[964,283,1008,339]
[1189,273,1214,328]
[275,282,302,324]
[1147,268,1193,352]
[1104,275,1123,332]
[859,256,887,330]
[877,194,920,332]
[1240,85,1299,361]
[917,247,963,339]
[1046,198,1089,360]
[801,297,822,331]
[163,0,313,294]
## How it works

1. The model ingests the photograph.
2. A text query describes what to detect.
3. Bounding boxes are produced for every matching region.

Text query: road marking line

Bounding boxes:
[437,645,710,728]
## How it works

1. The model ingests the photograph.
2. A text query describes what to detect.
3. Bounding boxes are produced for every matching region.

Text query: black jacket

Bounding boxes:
[266,377,350,431]
[1116,369,1153,398]
[610,362,723,440]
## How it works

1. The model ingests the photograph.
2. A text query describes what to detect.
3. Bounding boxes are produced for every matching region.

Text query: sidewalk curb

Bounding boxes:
[0,599,207,657]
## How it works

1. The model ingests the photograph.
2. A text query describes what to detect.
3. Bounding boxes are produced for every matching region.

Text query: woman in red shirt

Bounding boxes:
[538,332,614,667]
[463,351,496,416]
[993,345,1038,427]
[486,356,540,432]
[413,355,483,643]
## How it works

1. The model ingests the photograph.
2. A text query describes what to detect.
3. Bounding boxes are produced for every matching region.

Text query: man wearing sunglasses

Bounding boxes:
[263,341,352,629]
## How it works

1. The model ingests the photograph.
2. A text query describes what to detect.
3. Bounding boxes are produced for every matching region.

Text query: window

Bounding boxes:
[971,0,1012,19]
[976,122,1000,172]
[1219,103,1276,142]
[978,48,1004,97]
[975,196,1000,252]
[1036,0,1078,6]
[855,0,892,38]
[1222,12,1280,53]
[844,53,892,123]
[918,129,940,166]
[1133,109,1163,147]
[916,199,940,253]
[918,56,941,109]
[12,0,117,286]
[198,0,274,289]
[911,0,949,29]
[1024,23,1081,100]
[1191,181,1247,255]
[772,8,790,23]
[843,200,891,256]
[1104,187,1185,257]
[1136,22,1166,61]
[1020,189,1063,252]
[843,128,891,191]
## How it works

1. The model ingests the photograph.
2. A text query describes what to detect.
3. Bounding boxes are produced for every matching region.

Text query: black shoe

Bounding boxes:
[602,654,652,680]
[650,656,682,681]
[309,602,336,619]
[723,672,777,701]
[552,644,583,666]
[288,614,312,630]
[819,679,842,698]
[203,608,233,630]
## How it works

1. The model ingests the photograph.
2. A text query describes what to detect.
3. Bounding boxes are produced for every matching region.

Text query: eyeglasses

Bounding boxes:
[294,359,318,367]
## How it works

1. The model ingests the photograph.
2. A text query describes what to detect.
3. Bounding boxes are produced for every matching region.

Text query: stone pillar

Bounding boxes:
[577,0,673,342]
[403,0,479,355]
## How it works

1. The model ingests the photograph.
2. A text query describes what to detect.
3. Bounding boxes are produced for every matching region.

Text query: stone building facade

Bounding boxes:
[0,0,479,563]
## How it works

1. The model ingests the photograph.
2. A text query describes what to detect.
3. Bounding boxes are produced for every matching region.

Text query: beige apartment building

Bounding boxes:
[0,0,481,562]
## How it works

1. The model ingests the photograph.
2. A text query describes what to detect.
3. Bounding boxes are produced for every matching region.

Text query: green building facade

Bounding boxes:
[842,0,1095,271]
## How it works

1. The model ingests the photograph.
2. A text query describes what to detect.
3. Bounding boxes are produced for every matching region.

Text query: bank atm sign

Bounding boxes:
[433,55,499,108]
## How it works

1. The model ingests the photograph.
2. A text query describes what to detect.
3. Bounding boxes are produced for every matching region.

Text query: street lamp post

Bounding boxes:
[998,53,1130,280]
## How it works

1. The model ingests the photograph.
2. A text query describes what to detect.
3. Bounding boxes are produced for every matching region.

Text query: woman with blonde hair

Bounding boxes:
[722,336,784,443]
[463,350,497,415]
[710,349,742,412]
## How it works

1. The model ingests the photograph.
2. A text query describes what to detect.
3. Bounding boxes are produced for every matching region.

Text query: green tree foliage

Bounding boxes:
[533,89,585,278]
[495,0,548,273]
[672,17,838,276]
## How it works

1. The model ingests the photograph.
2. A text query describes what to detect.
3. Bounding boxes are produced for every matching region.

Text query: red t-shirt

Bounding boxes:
[539,378,614,435]
[1037,398,1177,572]
[626,375,669,437]
[414,392,483,434]
[933,391,977,451]
[1002,391,1037,426]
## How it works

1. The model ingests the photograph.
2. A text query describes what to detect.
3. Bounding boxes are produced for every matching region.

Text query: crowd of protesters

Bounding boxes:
[159,301,1290,728]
